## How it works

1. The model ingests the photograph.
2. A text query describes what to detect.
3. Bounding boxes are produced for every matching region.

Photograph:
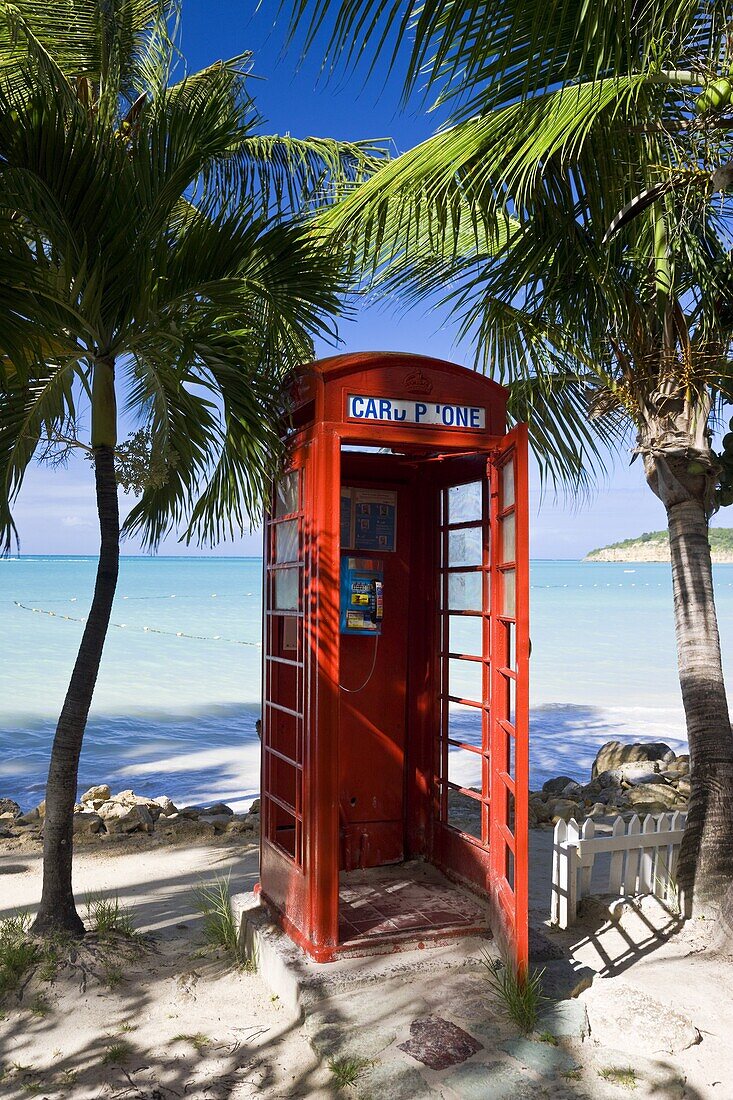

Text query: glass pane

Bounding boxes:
[447,788,482,839]
[449,658,483,703]
[449,614,483,658]
[269,800,297,860]
[274,567,299,611]
[447,702,482,751]
[501,461,515,507]
[501,513,516,563]
[448,571,482,611]
[506,785,515,831]
[502,569,516,618]
[505,844,515,890]
[275,519,299,563]
[448,527,482,567]
[275,471,299,518]
[448,745,482,791]
[447,481,482,524]
[507,728,516,780]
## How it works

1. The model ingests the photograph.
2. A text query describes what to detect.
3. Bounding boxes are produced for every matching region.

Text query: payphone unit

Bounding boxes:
[339,557,384,634]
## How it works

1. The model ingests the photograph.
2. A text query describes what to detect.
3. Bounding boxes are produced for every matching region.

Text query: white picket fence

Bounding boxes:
[550,811,687,929]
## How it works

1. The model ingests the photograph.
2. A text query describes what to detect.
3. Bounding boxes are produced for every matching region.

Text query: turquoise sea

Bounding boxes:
[1,556,732,811]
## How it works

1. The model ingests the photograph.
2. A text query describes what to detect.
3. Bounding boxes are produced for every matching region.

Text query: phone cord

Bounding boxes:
[339,635,379,694]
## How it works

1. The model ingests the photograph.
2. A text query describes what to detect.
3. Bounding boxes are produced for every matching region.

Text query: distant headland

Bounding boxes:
[584,529,733,563]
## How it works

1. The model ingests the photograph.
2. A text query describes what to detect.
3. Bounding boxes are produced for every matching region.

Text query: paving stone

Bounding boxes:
[307,1015,397,1060]
[529,925,565,962]
[357,1061,435,1100]
[398,1014,483,1070]
[537,999,589,1039]
[541,959,595,1000]
[447,1059,538,1099]
[464,1018,503,1046]
[501,1037,580,1075]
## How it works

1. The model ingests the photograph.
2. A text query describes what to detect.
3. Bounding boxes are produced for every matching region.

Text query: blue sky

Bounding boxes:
[10,3,729,557]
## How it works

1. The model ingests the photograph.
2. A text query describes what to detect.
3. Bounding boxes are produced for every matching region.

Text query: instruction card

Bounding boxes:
[341,487,397,552]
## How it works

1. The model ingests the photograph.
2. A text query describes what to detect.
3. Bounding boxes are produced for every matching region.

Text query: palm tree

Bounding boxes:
[286,0,733,916]
[0,0,381,936]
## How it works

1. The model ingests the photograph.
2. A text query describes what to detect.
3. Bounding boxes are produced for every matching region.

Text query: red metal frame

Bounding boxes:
[259,353,529,969]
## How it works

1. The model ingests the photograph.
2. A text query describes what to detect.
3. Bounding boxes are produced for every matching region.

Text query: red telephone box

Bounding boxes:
[259,352,529,969]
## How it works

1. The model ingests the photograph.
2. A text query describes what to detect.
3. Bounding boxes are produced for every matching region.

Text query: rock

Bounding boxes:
[73,811,103,835]
[197,802,234,816]
[249,798,260,814]
[592,740,673,778]
[108,790,162,820]
[548,798,579,822]
[198,814,232,833]
[179,806,200,820]
[581,981,700,1055]
[225,818,257,836]
[586,802,607,817]
[676,776,691,798]
[17,805,42,825]
[153,795,177,816]
[80,784,111,804]
[560,781,584,799]
[540,958,595,1000]
[0,798,22,818]
[98,801,154,834]
[624,783,679,810]
[529,797,552,824]
[542,775,576,795]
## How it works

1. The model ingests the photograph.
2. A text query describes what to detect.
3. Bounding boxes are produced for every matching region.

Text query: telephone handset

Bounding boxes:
[374,580,384,622]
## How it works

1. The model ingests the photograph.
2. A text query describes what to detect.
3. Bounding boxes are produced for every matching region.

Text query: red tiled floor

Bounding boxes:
[338,860,488,945]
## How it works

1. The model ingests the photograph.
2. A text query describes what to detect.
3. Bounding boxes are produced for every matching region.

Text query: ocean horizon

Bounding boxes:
[2,555,732,812]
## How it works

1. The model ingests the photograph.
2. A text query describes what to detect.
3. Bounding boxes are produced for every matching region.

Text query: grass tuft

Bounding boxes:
[102,1041,131,1066]
[172,1032,212,1054]
[480,951,547,1034]
[599,1066,637,1089]
[328,1055,371,1090]
[29,993,50,1018]
[193,876,248,965]
[536,1029,559,1046]
[0,914,39,998]
[85,893,137,938]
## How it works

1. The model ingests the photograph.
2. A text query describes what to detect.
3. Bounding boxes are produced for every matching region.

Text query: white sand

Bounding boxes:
[0,840,332,1099]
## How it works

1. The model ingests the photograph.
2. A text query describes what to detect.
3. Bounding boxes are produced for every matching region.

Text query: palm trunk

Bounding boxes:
[31,444,120,935]
[665,496,733,914]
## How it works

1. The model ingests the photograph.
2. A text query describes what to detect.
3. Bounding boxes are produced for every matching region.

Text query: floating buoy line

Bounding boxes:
[13,601,260,647]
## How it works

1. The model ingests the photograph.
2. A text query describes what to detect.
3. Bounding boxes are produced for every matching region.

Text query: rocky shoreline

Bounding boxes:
[0,785,260,847]
[530,739,690,826]
[1,739,690,851]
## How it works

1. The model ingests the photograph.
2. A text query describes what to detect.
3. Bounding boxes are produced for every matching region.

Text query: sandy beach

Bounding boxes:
[2,830,732,1099]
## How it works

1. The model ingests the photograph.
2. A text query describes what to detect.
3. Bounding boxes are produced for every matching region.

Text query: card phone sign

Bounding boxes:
[340,558,384,634]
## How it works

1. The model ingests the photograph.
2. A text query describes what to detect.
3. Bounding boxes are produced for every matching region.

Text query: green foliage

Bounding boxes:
[327,1055,371,1090]
[85,893,137,938]
[172,1033,212,1054]
[599,1066,638,1090]
[0,914,38,997]
[193,875,246,964]
[287,1,733,499]
[480,952,547,1034]
[587,528,733,556]
[102,1041,132,1066]
[0,0,385,554]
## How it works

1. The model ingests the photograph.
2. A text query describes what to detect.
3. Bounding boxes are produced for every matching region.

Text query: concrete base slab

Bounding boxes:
[232,888,498,1018]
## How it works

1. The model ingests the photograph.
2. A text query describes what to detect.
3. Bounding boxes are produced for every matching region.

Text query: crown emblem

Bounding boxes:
[403,368,433,395]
